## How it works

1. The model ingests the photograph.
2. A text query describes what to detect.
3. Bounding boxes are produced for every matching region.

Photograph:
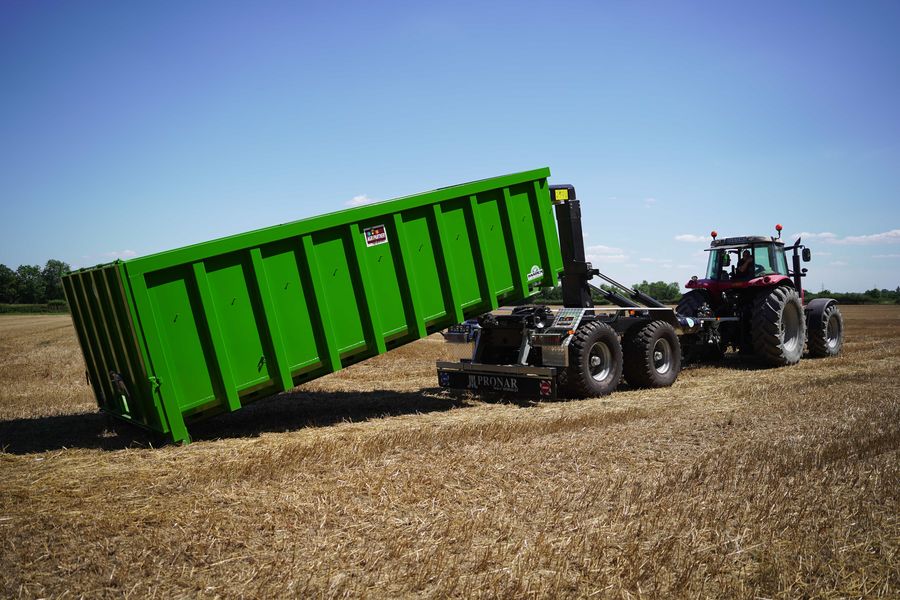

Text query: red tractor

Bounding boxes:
[676,225,844,365]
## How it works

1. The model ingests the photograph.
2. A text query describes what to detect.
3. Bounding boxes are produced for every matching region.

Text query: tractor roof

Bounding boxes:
[708,235,784,250]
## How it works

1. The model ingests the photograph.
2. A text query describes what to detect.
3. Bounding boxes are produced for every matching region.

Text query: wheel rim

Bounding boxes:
[826,312,841,349]
[653,338,672,375]
[588,342,612,381]
[782,301,802,353]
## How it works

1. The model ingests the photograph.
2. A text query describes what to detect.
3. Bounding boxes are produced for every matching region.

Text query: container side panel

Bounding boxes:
[203,253,271,390]
[439,199,481,307]
[474,193,515,295]
[388,214,428,339]
[401,208,446,322]
[312,229,366,353]
[258,241,322,372]
[507,182,544,288]
[145,267,217,410]
[466,196,499,311]
[357,218,407,337]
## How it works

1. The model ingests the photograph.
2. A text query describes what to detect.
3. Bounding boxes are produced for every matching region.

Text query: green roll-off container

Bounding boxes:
[63,168,563,443]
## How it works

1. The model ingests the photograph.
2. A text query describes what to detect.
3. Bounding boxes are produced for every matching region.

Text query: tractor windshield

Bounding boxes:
[706,244,790,280]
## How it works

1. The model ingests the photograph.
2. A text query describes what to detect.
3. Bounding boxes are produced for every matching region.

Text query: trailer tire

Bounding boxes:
[751,286,806,366]
[560,321,622,398]
[807,302,844,357]
[623,321,681,388]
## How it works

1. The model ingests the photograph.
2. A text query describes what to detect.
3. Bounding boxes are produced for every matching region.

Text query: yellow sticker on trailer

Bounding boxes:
[554,188,569,201]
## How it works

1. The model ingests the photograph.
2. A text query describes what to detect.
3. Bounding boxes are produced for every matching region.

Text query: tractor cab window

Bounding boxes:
[751,245,788,277]
[773,245,789,275]
[750,246,773,276]
[706,250,730,280]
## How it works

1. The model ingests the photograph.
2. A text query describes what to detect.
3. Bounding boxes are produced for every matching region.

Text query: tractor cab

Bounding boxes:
[687,225,812,299]
[705,236,790,282]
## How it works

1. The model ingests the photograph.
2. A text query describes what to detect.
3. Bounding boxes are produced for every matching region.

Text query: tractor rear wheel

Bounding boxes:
[807,303,844,357]
[751,286,806,366]
[623,320,681,388]
[559,321,622,398]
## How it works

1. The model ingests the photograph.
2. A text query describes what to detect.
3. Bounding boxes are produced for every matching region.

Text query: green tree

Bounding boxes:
[0,264,16,303]
[41,259,71,301]
[633,280,681,303]
[15,265,45,303]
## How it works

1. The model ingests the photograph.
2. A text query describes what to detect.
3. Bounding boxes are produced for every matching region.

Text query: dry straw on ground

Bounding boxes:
[0,306,897,598]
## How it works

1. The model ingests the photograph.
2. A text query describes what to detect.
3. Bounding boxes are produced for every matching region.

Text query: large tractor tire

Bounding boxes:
[676,289,712,317]
[559,321,623,398]
[623,320,681,388]
[751,286,806,366]
[806,301,844,357]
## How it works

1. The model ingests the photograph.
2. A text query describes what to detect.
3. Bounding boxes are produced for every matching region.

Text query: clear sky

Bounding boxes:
[2,1,898,292]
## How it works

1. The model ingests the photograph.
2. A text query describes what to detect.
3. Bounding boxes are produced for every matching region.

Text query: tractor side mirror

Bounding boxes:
[802,248,811,262]
[722,253,731,267]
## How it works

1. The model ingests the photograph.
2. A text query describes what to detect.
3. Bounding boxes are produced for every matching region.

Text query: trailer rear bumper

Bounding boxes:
[436,361,557,399]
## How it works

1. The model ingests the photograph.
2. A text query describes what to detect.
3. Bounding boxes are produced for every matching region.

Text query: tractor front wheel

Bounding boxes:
[676,289,712,318]
[559,321,623,398]
[807,303,844,357]
[623,321,681,388]
[751,286,806,366]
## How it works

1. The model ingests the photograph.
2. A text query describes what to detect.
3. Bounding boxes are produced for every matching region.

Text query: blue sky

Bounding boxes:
[1,0,898,292]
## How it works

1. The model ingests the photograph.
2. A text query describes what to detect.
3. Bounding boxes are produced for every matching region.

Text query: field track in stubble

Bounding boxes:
[0,305,897,598]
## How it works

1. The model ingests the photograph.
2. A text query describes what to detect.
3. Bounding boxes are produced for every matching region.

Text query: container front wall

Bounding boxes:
[113,170,561,442]
[62,263,168,434]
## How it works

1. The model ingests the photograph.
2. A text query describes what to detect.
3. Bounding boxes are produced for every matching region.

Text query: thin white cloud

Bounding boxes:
[838,229,900,245]
[639,257,673,264]
[873,253,900,259]
[792,229,900,245]
[794,231,838,241]
[675,234,708,243]
[829,261,848,267]
[585,244,624,255]
[345,194,377,207]
[96,250,137,260]
[643,197,657,208]
[587,253,628,264]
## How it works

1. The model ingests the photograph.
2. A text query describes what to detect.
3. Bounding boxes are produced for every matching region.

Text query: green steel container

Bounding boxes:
[63,168,563,443]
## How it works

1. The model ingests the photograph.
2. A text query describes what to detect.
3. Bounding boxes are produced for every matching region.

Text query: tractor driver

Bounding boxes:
[735,249,755,278]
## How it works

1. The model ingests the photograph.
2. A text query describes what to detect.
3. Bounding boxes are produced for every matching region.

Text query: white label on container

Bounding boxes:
[364,224,388,247]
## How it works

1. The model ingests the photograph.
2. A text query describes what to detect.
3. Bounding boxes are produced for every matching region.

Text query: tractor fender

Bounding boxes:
[805,297,838,319]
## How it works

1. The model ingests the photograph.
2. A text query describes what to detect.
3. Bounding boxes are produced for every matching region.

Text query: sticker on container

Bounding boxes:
[364,224,388,247]
[526,265,544,282]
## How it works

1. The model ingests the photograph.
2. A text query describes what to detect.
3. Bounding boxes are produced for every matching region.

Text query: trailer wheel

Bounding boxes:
[624,321,681,388]
[807,302,844,357]
[559,321,622,398]
[751,286,806,366]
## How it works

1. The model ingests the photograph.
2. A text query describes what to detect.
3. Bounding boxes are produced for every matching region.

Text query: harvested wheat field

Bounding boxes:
[0,305,898,598]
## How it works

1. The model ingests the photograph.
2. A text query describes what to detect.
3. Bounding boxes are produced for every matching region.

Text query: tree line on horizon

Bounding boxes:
[0,260,71,304]
[0,260,897,308]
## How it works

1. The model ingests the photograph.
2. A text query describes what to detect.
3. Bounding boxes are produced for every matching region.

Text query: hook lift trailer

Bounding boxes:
[436,184,842,399]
